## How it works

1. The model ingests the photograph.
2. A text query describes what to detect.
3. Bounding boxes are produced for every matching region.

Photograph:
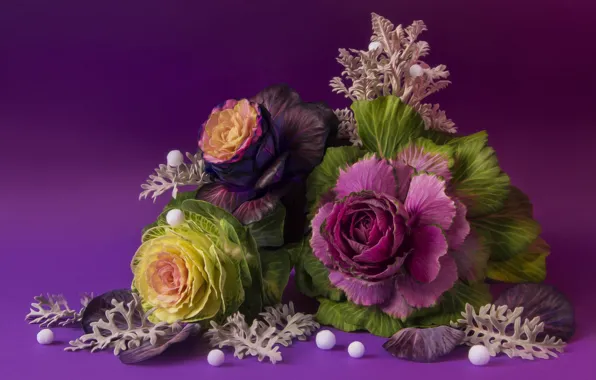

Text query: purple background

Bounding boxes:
[1,0,595,379]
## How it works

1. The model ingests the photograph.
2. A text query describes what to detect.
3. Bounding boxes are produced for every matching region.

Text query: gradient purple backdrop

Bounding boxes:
[1,1,595,379]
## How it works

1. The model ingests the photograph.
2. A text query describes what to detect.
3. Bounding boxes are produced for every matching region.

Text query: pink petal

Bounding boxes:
[407,225,449,283]
[398,255,458,308]
[446,200,470,251]
[390,161,414,202]
[405,174,456,230]
[329,271,393,306]
[335,156,397,199]
[381,291,413,319]
[310,203,335,266]
[397,143,452,181]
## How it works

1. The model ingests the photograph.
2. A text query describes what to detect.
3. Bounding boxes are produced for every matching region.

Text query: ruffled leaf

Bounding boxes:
[450,231,490,282]
[141,191,197,234]
[245,201,286,247]
[195,183,255,215]
[180,200,263,321]
[316,298,403,337]
[289,238,344,301]
[409,281,492,327]
[396,138,454,181]
[252,84,302,121]
[305,146,366,215]
[259,248,292,306]
[470,186,541,261]
[448,132,510,218]
[383,326,464,362]
[351,96,425,159]
[277,102,336,175]
[495,283,575,340]
[335,156,397,199]
[486,237,549,282]
[233,193,279,225]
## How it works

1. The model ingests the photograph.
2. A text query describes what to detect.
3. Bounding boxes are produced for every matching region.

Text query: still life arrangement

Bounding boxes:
[25,13,575,366]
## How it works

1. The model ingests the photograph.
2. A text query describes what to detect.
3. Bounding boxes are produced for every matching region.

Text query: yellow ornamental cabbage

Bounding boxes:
[132,200,262,324]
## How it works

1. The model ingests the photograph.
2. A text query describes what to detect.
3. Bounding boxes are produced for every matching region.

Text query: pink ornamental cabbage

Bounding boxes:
[310,147,472,319]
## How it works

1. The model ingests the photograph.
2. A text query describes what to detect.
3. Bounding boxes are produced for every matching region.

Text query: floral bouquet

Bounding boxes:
[26,13,574,365]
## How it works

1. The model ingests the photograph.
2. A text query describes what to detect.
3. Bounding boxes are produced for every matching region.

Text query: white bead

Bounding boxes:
[37,329,54,345]
[315,330,336,350]
[409,64,424,77]
[348,341,365,358]
[468,345,490,366]
[207,349,225,366]
[368,41,381,51]
[166,209,185,227]
[166,150,184,167]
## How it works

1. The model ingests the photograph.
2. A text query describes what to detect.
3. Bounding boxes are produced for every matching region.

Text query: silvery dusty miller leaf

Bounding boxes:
[383,326,464,362]
[495,283,575,341]
[82,289,141,334]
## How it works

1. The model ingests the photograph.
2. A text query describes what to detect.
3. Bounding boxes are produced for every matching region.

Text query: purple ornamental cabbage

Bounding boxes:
[196,84,337,224]
[311,145,474,319]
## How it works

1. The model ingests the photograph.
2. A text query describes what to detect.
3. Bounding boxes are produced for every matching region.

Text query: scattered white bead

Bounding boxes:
[409,64,424,77]
[468,345,490,366]
[166,150,184,167]
[348,341,365,358]
[315,330,336,350]
[207,349,225,366]
[166,209,185,227]
[37,329,54,345]
[368,41,381,51]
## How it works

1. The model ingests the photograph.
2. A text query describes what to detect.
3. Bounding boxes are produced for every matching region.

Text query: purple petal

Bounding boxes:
[381,292,413,319]
[254,152,288,190]
[329,271,393,306]
[276,102,334,175]
[446,200,470,250]
[311,203,335,266]
[251,84,301,121]
[343,233,368,254]
[391,160,414,202]
[408,225,449,283]
[383,326,465,362]
[495,284,575,341]
[353,229,399,264]
[450,231,489,282]
[195,183,254,213]
[233,192,278,224]
[399,255,458,308]
[335,156,397,198]
[404,174,456,230]
[397,144,452,181]
[363,254,408,281]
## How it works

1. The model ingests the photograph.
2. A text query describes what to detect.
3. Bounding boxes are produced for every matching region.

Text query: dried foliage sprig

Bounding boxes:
[139,152,210,201]
[205,302,320,364]
[451,303,566,360]
[65,293,189,356]
[259,302,320,346]
[206,313,283,364]
[335,108,362,147]
[25,293,93,328]
[330,13,456,144]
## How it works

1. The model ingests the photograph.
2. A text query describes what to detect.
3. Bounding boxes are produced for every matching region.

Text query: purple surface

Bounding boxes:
[1,0,595,379]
